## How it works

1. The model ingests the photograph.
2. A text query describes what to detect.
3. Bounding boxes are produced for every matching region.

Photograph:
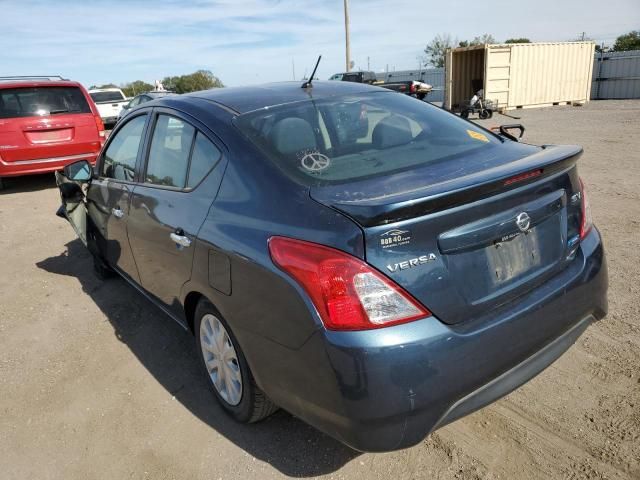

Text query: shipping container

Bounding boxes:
[444,42,595,111]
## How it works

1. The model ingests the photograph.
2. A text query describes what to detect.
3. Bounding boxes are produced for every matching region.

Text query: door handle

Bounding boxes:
[170,232,192,248]
[112,207,124,219]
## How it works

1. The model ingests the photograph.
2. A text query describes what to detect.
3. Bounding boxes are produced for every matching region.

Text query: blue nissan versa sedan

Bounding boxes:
[55,81,608,452]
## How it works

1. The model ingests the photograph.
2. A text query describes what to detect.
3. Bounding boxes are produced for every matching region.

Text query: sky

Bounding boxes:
[1,0,638,88]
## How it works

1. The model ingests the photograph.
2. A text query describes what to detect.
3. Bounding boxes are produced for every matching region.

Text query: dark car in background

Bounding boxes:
[117,91,176,122]
[55,81,608,452]
[330,70,433,99]
[0,76,104,189]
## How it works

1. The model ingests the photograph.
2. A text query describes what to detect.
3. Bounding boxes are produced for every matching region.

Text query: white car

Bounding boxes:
[88,88,129,127]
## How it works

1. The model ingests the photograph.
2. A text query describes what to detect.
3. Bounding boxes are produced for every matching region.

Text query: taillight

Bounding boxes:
[410,82,416,93]
[94,115,105,138]
[268,237,430,331]
[579,177,593,239]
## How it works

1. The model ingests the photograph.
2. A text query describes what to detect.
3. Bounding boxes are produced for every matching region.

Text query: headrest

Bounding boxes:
[269,117,317,155]
[372,114,413,149]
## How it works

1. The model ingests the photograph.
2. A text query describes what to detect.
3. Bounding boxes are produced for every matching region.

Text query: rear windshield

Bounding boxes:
[90,91,125,103]
[234,91,502,186]
[0,86,91,119]
[341,73,362,83]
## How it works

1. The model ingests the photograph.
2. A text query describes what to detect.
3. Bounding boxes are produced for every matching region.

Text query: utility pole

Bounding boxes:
[367,56,370,71]
[344,0,351,72]
[580,31,585,41]
[292,58,296,81]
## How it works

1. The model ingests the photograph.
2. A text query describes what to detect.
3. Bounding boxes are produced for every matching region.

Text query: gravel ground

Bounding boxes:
[0,100,638,480]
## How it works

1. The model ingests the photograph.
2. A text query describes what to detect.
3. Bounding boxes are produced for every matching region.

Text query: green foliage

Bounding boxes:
[505,38,531,44]
[470,34,496,45]
[161,70,224,94]
[89,83,118,90]
[612,31,640,52]
[424,33,455,68]
[121,80,154,97]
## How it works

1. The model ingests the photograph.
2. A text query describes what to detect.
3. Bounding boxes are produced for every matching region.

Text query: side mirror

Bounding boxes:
[63,160,93,182]
[498,124,525,142]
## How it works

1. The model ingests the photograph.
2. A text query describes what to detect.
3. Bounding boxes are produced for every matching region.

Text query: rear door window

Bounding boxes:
[143,114,221,190]
[102,114,147,182]
[0,87,91,119]
[145,115,195,188]
[187,132,221,188]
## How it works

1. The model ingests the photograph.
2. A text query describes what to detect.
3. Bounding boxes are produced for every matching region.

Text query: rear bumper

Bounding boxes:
[258,228,607,452]
[0,153,98,177]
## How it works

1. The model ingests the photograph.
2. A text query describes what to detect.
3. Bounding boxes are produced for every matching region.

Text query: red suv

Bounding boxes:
[0,76,105,189]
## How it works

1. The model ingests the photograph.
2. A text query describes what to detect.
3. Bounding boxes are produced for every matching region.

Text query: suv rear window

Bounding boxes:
[0,87,91,119]
[90,91,125,103]
[234,91,502,186]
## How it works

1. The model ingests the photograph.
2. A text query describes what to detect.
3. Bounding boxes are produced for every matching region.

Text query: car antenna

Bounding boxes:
[301,55,322,89]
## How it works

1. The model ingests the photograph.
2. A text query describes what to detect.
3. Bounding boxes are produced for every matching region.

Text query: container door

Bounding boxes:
[444,49,453,110]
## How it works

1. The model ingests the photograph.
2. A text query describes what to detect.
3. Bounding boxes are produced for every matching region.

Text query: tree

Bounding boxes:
[612,31,640,52]
[89,83,118,90]
[457,34,497,49]
[162,70,224,94]
[424,34,455,68]
[505,38,531,44]
[470,34,496,45]
[121,80,154,97]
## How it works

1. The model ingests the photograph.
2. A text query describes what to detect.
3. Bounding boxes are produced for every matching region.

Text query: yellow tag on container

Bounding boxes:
[467,129,489,143]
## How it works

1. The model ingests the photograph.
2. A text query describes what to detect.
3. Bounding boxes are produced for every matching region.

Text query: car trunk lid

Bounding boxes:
[310,144,585,325]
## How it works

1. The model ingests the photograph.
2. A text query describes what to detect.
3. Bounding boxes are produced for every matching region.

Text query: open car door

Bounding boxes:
[55,160,93,247]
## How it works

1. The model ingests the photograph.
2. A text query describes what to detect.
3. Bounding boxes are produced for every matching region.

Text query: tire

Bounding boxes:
[0,178,4,190]
[460,109,469,119]
[195,298,278,423]
[486,109,494,119]
[479,109,490,119]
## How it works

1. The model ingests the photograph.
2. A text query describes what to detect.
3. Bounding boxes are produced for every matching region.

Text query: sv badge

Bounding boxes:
[386,253,437,273]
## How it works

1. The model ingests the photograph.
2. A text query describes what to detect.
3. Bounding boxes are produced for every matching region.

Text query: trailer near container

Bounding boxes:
[445,42,595,112]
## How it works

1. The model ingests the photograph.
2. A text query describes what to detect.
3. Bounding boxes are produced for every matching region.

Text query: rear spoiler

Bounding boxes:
[310,144,582,227]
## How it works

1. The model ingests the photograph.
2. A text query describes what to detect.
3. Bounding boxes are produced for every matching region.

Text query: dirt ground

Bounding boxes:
[1,100,638,480]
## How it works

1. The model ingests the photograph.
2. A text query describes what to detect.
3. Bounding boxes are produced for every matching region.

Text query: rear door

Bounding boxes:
[0,86,101,162]
[87,112,151,283]
[126,109,224,317]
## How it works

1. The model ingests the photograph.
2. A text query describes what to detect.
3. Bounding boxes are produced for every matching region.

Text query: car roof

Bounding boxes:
[183,81,388,114]
[0,79,83,90]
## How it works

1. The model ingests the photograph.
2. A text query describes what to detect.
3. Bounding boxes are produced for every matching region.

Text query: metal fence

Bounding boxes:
[592,50,640,99]
[376,68,445,103]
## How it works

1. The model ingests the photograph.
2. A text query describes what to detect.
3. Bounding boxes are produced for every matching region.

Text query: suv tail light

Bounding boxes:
[269,237,430,331]
[410,82,416,94]
[94,115,105,139]
[579,177,593,239]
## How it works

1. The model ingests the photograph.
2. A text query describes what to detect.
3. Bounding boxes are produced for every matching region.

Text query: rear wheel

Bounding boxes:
[195,298,278,423]
[0,178,4,190]
[479,109,490,119]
